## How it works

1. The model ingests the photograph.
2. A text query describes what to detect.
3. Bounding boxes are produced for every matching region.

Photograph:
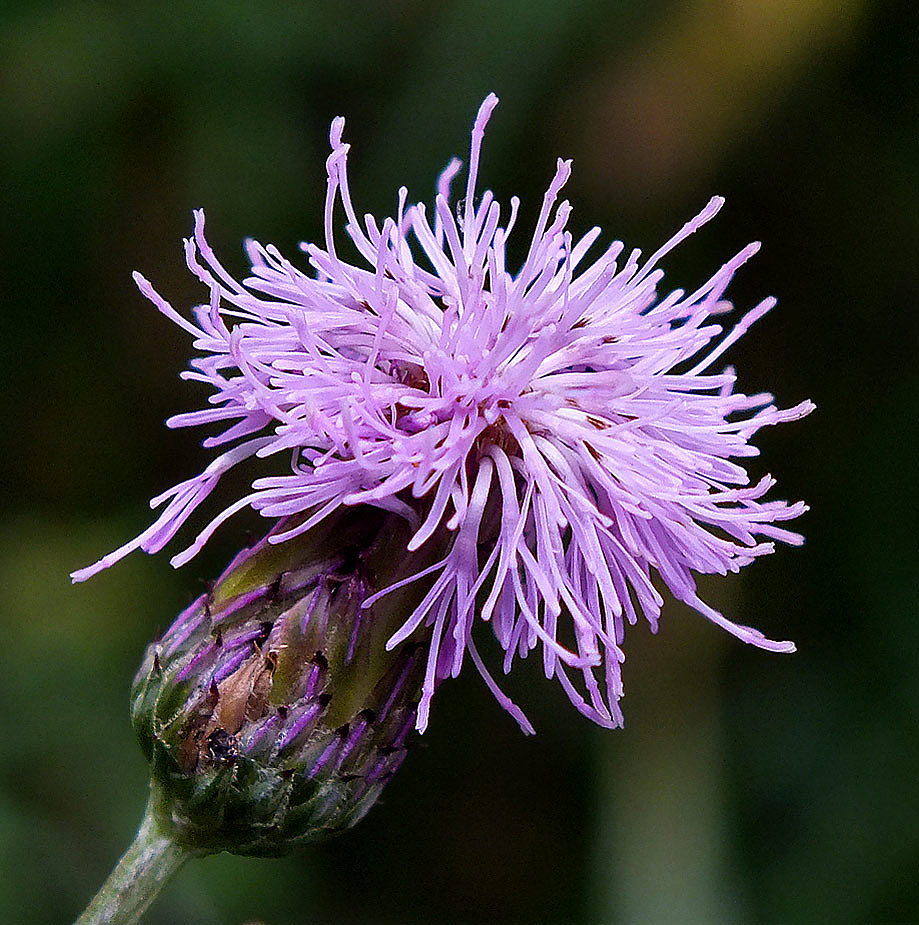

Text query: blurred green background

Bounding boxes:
[2,0,917,922]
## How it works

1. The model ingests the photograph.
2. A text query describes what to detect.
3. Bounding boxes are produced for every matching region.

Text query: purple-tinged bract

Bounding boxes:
[74,94,813,733]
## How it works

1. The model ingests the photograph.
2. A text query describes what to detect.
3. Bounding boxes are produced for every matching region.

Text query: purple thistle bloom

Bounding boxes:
[73,94,813,733]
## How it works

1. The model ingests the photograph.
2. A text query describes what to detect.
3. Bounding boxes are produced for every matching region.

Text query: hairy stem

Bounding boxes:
[76,796,196,924]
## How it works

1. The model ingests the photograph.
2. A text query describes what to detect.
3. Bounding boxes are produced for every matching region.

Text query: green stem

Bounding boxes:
[76,796,194,925]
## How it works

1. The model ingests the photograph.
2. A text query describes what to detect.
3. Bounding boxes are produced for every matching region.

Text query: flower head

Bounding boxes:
[74,93,813,733]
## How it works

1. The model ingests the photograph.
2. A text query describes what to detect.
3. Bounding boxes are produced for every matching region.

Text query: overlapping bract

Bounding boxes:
[74,94,812,732]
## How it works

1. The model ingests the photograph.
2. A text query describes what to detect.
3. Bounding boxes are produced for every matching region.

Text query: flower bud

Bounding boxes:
[132,509,431,856]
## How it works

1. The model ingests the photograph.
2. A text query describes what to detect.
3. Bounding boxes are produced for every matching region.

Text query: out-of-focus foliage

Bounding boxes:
[1,0,916,922]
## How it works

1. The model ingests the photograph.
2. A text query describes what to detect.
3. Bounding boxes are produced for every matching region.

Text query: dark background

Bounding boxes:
[2,1,917,922]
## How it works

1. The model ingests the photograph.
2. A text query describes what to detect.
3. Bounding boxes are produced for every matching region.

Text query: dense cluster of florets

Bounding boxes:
[74,94,812,732]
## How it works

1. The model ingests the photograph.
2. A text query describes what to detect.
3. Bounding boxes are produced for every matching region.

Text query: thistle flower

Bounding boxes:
[74,93,812,736]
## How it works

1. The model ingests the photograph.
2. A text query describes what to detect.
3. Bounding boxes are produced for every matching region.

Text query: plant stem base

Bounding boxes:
[76,794,195,924]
